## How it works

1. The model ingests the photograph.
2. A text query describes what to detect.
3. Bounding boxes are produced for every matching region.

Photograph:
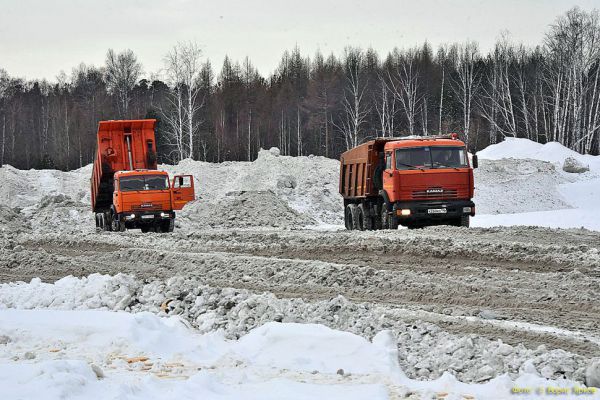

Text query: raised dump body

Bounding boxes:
[340,134,477,230]
[90,119,194,233]
[91,119,158,213]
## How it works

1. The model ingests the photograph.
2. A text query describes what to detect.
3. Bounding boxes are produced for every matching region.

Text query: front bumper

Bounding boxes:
[393,199,475,221]
[121,211,175,223]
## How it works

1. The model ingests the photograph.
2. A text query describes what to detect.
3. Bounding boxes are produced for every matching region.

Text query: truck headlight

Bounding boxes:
[160,212,169,218]
[398,209,411,216]
[125,214,135,220]
[463,207,472,214]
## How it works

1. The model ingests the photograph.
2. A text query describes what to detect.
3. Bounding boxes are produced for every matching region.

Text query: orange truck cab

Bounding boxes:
[339,134,477,230]
[91,119,195,233]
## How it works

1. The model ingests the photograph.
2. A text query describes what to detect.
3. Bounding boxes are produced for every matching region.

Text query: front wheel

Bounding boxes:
[380,206,389,230]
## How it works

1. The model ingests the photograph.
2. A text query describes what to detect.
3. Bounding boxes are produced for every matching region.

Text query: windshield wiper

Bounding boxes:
[397,162,424,171]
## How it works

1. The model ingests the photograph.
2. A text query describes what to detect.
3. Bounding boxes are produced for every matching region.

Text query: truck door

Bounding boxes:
[171,175,195,210]
[383,151,394,193]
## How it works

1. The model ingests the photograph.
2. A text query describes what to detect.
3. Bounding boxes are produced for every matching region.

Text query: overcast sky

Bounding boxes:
[2,0,600,81]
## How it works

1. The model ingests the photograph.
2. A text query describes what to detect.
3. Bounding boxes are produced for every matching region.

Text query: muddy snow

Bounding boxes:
[1,138,600,397]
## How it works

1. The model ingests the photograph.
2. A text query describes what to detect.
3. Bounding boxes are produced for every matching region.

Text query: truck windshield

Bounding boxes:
[120,175,169,191]
[395,146,468,170]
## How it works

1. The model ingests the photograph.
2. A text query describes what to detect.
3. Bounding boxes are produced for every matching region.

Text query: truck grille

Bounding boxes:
[132,204,162,211]
[412,189,458,199]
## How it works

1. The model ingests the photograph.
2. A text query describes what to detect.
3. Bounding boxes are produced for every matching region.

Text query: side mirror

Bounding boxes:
[472,154,479,169]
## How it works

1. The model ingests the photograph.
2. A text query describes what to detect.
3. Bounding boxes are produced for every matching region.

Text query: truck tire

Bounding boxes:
[359,204,373,230]
[373,204,382,230]
[352,204,364,231]
[380,206,389,230]
[388,214,399,230]
[460,215,470,227]
[344,205,355,230]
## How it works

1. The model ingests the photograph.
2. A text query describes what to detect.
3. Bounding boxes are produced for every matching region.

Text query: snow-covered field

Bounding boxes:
[1,138,600,399]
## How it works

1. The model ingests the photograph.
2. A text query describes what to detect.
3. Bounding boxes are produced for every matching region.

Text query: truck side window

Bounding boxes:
[385,153,392,170]
[174,176,192,188]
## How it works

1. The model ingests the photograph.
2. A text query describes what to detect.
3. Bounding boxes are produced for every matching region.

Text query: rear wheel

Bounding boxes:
[344,205,354,230]
[359,204,373,230]
[352,204,364,231]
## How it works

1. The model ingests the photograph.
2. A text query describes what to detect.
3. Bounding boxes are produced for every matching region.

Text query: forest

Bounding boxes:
[0,7,599,170]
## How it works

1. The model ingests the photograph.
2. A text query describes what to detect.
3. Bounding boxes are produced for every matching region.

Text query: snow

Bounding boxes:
[1,139,599,231]
[0,308,589,400]
[473,138,600,231]
[477,137,600,171]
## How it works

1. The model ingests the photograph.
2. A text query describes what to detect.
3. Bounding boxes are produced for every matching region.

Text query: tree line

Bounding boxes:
[0,7,599,170]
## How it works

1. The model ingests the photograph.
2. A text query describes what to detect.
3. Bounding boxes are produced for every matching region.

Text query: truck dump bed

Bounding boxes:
[339,138,392,199]
[91,119,158,212]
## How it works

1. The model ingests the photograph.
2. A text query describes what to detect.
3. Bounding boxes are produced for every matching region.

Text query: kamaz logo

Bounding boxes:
[140,203,153,208]
[427,188,444,194]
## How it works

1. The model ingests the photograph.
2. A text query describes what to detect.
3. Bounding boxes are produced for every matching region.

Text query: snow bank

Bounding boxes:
[0,308,591,400]
[178,190,316,229]
[0,309,393,400]
[478,137,600,172]
[473,138,600,230]
[163,149,343,225]
[234,323,401,375]
[1,274,594,385]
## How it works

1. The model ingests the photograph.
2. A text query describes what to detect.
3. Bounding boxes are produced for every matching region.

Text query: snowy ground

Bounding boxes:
[1,139,600,398]
[0,308,591,400]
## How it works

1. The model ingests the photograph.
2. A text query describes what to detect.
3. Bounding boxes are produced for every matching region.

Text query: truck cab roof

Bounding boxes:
[114,170,169,178]
[385,137,466,150]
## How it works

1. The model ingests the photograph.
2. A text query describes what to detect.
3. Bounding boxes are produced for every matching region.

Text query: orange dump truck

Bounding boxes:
[91,119,195,233]
[339,134,477,230]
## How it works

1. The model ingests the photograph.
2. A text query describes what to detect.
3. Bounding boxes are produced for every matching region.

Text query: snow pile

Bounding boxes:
[473,138,600,230]
[477,137,600,172]
[562,156,590,173]
[0,308,592,400]
[473,159,570,214]
[178,190,315,229]
[0,274,594,384]
[163,149,342,225]
[0,164,91,209]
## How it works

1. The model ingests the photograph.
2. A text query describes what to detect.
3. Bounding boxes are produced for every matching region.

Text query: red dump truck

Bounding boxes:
[339,134,477,230]
[91,119,195,233]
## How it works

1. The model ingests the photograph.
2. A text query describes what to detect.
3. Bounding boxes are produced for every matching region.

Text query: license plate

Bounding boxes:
[141,215,155,219]
[427,208,447,214]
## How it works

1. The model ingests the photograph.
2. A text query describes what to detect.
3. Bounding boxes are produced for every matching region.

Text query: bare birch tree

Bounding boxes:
[449,42,481,147]
[387,49,423,135]
[334,48,370,149]
[104,49,142,118]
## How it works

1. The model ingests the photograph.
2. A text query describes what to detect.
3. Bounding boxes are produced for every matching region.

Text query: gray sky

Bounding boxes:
[2,0,599,81]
